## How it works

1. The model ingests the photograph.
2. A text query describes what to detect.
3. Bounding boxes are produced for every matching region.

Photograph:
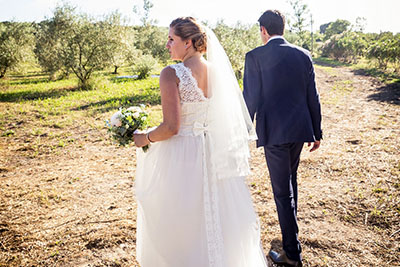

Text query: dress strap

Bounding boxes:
[169,63,186,83]
[169,63,207,102]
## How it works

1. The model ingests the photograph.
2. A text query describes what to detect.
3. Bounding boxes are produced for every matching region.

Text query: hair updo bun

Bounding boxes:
[170,17,207,53]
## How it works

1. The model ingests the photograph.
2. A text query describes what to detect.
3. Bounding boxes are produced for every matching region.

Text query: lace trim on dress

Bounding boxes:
[170,62,224,266]
[169,63,208,103]
[198,126,225,267]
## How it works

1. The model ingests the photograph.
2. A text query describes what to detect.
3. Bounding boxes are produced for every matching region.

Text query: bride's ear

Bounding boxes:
[184,40,192,49]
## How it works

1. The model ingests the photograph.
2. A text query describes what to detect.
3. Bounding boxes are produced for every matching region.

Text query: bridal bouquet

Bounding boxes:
[106,105,150,152]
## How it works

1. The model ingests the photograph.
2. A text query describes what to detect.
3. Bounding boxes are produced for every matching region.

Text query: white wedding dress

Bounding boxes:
[135,63,267,267]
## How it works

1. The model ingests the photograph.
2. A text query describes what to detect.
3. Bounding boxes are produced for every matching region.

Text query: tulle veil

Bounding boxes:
[204,26,257,179]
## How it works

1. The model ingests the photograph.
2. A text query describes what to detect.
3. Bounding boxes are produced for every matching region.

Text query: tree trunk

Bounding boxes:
[49,71,57,81]
[113,66,118,74]
[0,67,7,79]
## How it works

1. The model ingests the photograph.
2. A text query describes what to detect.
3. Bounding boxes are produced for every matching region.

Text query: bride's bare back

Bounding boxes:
[182,57,208,98]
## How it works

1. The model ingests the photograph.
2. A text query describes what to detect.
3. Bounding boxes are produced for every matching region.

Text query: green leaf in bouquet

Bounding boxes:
[118,127,127,136]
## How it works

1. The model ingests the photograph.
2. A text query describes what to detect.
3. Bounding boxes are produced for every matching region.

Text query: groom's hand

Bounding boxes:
[308,140,320,152]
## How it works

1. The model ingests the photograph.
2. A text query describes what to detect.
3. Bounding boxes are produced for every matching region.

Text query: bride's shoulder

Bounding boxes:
[160,65,179,83]
[162,63,185,76]
[165,63,183,71]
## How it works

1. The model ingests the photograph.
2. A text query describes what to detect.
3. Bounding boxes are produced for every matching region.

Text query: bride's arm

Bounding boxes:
[133,67,181,147]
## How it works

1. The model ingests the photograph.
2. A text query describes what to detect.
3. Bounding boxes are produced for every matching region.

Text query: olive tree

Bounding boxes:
[323,19,351,41]
[367,32,400,70]
[111,33,141,74]
[134,25,169,63]
[393,34,400,73]
[35,4,128,88]
[213,21,260,79]
[106,13,141,74]
[0,22,35,78]
[34,6,76,80]
[321,32,368,63]
[132,0,169,65]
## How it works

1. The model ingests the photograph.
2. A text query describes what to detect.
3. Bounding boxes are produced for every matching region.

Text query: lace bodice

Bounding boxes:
[169,63,208,103]
[169,63,209,137]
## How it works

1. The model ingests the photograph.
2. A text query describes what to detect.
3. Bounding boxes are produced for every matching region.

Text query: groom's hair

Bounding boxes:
[258,10,285,36]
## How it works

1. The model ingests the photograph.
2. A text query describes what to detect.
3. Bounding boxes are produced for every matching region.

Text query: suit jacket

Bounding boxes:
[243,37,322,147]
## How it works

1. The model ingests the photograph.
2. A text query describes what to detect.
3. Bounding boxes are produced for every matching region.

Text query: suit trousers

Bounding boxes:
[264,143,304,261]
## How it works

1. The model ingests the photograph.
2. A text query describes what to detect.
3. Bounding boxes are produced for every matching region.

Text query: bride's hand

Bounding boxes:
[133,133,149,147]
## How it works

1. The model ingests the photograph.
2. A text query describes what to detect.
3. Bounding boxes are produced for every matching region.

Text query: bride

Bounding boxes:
[133,17,267,267]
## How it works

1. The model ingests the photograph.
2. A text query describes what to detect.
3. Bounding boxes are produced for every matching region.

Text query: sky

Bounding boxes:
[1,0,399,33]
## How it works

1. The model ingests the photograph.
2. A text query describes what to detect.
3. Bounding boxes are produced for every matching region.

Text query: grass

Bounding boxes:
[313,57,350,67]
[314,56,400,85]
[351,58,400,84]
[1,63,399,266]
[316,64,355,105]
[0,68,163,159]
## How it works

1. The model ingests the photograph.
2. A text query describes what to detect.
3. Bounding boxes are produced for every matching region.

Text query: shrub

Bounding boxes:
[321,32,368,63]
[367,32,400,70]
[133,54,157,79]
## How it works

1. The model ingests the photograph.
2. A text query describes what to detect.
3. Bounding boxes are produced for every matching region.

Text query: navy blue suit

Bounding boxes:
[243,37,322,261]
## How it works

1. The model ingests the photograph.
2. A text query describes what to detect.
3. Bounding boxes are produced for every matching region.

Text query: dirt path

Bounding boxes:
[0,64,399,266]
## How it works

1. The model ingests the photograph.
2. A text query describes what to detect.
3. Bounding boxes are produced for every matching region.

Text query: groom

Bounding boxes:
[243,10,322,266]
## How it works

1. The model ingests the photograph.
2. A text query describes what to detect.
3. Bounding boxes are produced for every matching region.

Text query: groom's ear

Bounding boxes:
[260,26,267,35]
[260,26,270,44]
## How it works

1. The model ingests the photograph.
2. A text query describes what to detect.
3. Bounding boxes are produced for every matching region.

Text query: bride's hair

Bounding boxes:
[170,17,207,53]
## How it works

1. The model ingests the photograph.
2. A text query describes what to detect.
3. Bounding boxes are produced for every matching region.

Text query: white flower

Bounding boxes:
[133,111,140,119]
[110,111,122,127]
[127,106,142,113]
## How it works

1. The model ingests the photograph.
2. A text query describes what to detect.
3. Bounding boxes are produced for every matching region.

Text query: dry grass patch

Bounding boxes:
[1,64,399,266]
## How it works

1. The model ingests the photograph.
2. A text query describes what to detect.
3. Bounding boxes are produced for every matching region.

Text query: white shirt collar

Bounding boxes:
[267,35,285,43]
